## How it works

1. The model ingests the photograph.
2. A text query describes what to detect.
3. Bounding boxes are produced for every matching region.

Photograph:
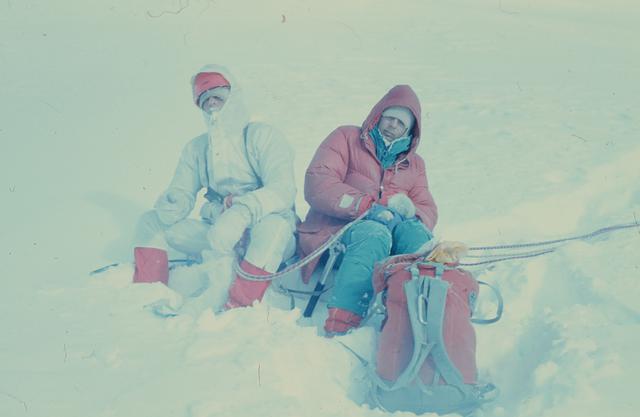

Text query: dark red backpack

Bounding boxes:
[367,254,501,415]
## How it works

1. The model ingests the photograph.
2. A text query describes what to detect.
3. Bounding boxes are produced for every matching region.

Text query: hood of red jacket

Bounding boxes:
[361,85,422,154]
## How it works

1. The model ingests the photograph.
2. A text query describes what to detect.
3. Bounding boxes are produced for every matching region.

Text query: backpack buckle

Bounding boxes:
[417,293,429,324]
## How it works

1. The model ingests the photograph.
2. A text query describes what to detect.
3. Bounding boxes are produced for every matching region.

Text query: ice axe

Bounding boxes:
[303,241,345,318]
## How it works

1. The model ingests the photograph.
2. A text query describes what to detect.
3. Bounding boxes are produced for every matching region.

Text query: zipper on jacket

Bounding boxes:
[363,129,389,200]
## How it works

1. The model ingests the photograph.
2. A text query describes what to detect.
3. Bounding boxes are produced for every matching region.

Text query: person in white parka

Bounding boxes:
[133,64,297,310]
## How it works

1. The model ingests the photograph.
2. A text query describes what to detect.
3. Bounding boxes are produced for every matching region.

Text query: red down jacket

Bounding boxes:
[297,85,438,282]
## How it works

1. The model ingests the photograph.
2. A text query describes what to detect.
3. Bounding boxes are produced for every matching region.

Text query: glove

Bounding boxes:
[199,200,224,224]
[387,193,416,219]
[207,204,252,255]
[426,241,468,264]
[365,203,404,232]
[356,195,375,216]
[155,189,193,226]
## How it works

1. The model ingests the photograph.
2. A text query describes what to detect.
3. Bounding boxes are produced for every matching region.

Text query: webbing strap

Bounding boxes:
[414,260,451,278]
[411,261,503,326]
[365,277,434,393]
[471,281,504,325]
[243,124,263,187]
[360,266,500,414]
[422,278,473,397]
[369,276,465,393]
[368,275,476,407]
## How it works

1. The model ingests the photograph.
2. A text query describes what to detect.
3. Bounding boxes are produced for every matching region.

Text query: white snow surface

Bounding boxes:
[1,1,639,416]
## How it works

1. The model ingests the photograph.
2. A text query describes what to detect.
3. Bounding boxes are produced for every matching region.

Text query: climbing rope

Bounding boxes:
[459,248,556,267]
[236,219,639,279]
[233,211,369,282]
[460,221,639,267]
[468,222,638,251]
[92,217,636,281]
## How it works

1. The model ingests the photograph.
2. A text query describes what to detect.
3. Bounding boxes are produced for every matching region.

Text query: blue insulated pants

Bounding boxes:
[328,218,433,317]
[391,218,433,254]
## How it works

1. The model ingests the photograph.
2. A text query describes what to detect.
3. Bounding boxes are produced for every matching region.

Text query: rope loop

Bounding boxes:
[233,211,369,282]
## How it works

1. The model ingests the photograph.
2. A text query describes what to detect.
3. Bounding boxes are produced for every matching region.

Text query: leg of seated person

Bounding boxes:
[391,218,433,255]
[226,213,296,308]
[327,220,392,321]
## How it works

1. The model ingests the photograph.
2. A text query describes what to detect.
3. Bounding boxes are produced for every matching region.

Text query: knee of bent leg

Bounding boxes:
[245,214,295,271]
[392,219,433,253]
[165,220,197,249]
[138,210,163,232]
[394,219,431,237]
[133,210,168,248]
[350,220,393,252]
[250,215,293,246]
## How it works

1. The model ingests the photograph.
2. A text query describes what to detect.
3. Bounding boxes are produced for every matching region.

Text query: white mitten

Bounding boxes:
[155,189,193,225]
[207,204,252,255]
[199,200,224,224]
[387,193,416,219]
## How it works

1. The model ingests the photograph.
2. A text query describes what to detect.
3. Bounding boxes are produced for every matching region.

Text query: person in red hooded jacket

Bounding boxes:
[298,85,438,335]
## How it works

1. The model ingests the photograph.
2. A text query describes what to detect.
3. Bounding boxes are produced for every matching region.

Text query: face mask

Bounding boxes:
[202,108,221,128]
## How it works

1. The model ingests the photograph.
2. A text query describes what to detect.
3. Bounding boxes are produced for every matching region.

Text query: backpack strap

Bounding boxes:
[418,276,468,391]
[470,281,504,325]
[415,260,503,325]
[365,260,501,414]
[243,123,263,187]
[367,266,435,393]
[204,123,263,204]
[369,262,485,411]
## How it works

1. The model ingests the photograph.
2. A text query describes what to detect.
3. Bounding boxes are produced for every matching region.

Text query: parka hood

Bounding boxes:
[191,64,250,140]
[361,85,422,153]
[191,64,252,194]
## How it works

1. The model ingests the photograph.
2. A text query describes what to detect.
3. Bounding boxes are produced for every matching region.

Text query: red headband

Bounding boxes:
[193,72,230,104]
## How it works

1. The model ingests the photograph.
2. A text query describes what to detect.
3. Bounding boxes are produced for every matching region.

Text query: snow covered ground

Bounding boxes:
[1,1,639,416]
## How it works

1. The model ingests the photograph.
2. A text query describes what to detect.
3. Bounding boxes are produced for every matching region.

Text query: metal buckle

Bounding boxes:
[417,293,429,324]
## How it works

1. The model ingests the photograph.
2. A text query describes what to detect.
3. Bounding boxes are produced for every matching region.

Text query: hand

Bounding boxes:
[199,201,224,223]
[365,203,403,231]
[166,191,178,204]
[387,193,416,219]
[207,204,252,255]
[155,190,192,225]
[223,194,233,209]
[356,195,374,216]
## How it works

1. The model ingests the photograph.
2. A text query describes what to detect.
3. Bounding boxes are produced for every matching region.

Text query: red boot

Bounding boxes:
[225,260,271,309]
[133,247,169,285]
[324,307,362,336]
